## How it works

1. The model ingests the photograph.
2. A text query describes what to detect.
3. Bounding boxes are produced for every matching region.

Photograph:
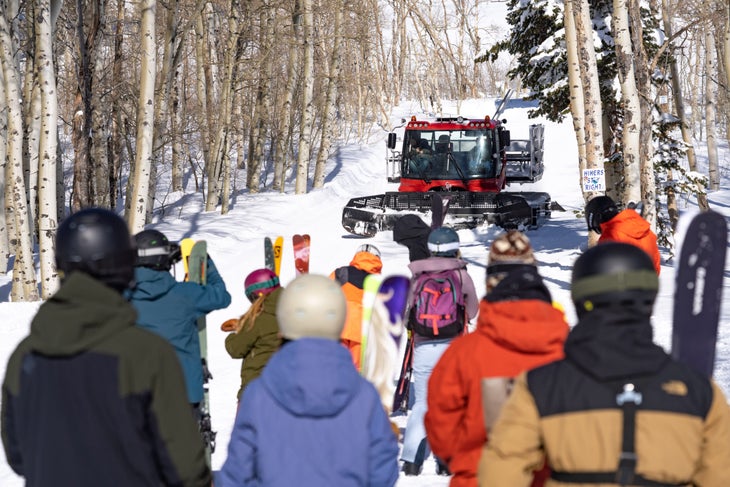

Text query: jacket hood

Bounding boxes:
[600,209,652,240]
[127,266,177,301]
[29,272,137,356]
[350,251,383,274]
[261,338,361,417]
[477,299,568,355]
[408,256,466,275]
[565,305,669,381]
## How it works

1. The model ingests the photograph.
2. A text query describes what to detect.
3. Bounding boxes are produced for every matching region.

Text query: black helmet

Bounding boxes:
[585,195,619,233]
[571,242,658,318]
[134,229,181,271]
[55,207,136,292]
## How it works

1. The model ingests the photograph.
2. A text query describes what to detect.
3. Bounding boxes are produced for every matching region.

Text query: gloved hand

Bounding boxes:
[220,318,239,332]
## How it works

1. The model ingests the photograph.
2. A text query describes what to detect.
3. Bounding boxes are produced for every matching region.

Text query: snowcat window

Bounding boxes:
[402,129,497,180]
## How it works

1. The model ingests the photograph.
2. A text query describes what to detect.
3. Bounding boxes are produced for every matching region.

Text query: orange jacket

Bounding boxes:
[425,298,568,487]
[330,251,383,370]
[599,209,661,274]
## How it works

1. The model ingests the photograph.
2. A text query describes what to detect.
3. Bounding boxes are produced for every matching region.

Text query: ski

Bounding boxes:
[392,333,414,413]
[183,239,216,465]
[273,236,284,276]
[292,234,311,275]
[264,237,275,272]
[671,210,728,378]
[359,273,385,376]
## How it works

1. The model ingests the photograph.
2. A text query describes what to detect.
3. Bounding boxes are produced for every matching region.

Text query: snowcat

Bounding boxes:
[341,113,552,237]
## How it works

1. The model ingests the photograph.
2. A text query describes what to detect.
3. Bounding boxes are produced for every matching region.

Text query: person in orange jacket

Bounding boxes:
[424,231,569,487]
[330,244,383,371]
[585,195,661,274]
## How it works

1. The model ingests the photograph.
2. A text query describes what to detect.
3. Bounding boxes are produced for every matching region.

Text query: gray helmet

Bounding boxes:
[277,274,347,341]
[427,227,460,257]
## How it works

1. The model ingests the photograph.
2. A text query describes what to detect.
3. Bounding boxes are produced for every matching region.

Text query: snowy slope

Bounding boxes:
[1,96,728,486]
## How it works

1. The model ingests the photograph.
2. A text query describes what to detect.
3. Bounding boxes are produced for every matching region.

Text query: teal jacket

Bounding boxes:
[128,257,231,403]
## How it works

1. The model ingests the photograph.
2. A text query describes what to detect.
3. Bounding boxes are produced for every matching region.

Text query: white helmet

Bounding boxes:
[277,274,347,341]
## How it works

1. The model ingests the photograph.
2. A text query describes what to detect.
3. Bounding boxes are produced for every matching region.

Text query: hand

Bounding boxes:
[220,318,239,332]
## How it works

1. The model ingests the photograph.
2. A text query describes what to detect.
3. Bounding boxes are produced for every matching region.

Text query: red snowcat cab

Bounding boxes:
[342,114,552,237]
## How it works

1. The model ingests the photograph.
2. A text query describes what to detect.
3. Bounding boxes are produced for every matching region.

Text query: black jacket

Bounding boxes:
[1,272,211,487]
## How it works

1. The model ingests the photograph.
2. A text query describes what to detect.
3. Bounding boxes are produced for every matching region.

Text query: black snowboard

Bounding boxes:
[671,210,728,377]
[430,193,451,229]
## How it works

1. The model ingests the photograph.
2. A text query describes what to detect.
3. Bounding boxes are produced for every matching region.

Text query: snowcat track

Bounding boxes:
[342,191,551,237]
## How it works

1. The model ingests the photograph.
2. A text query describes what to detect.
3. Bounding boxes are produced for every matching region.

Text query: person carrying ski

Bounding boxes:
[478,242,730,486]
[585,195,661,274]
[400,226,479,476]
[127,230,231,410]
[216,274,399,487]
[1,208,211,487]
[425,230,568,487]
[330,244,383,371]
[220,268,283,401]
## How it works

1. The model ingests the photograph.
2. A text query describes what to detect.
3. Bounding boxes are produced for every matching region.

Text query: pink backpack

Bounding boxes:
[407,268,466,338]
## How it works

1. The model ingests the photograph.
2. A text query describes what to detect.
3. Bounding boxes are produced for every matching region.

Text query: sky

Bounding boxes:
[0,95,728,486]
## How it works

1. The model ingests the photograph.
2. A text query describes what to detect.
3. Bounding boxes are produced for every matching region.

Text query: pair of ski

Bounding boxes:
[264,234,310,276]
[179,238,215,466]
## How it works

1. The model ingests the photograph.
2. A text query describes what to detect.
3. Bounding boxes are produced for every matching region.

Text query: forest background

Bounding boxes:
[0,0,728,302]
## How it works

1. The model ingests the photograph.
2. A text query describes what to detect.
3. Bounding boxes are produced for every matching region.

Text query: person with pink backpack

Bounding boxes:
[400,227,479,476]
[220,268,283,401]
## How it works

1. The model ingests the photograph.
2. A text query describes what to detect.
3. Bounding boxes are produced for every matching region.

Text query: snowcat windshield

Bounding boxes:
[402,129,497,180]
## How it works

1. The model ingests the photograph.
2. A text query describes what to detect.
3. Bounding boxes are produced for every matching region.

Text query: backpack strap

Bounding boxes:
[550,370,688,486]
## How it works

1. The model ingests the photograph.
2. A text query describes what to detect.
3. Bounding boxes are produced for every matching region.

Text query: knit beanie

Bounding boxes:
[486,230,536,292]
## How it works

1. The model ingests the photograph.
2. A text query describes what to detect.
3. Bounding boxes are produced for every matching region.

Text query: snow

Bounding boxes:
[1,96,728,486]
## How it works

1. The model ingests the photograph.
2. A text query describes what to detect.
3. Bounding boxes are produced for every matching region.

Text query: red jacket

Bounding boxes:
[425,298,568,487]
[599,209,661,274]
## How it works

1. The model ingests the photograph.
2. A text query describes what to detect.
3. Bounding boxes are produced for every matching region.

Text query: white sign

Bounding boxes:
[582,168,606,192]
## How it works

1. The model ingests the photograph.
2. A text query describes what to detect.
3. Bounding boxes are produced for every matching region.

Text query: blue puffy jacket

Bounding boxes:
[216,338,399,487]
[128,258,231,404]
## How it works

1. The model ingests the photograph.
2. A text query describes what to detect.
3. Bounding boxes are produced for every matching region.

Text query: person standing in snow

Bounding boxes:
[330,244,383,371]
[220,268,283,401]
[127,230,231,415]
[216,274,399,487]
[1,208,211,487]
[400,226,479,476]
[478,242,730,486]
[585,195,661,274]
[425,230,568,487]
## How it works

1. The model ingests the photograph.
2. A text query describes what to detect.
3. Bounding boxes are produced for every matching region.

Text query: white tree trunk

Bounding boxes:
[0,0,40,301]
[563,0,586,177]
[0,53,8,275]
[35,0,60,297]
[294,0,314,194]
[613,0,641,204]
[128,0,157,233]
[313,5,343,189]
[705,30,719,191]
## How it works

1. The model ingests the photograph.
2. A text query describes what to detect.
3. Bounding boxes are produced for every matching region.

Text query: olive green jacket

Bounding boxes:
[225,287,283,400]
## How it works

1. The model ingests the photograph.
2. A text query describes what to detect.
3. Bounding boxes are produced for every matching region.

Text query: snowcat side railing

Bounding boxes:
[505,124,545,184]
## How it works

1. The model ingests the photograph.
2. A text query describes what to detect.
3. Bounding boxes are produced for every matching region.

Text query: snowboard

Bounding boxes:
[293,234,311,275]
[359,273,385,376]
[671,210,728,378]
[361,275,410,413]
[182,239,216,465]
[273,236,284,276]
[264,237,275,272]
